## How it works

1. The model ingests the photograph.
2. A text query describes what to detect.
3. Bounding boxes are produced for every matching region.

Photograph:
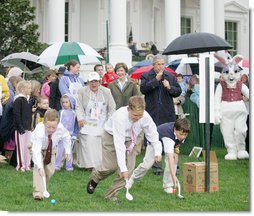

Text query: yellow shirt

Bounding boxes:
[0,75,10,105]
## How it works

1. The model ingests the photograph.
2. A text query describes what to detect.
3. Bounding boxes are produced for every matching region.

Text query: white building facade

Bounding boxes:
[31,0,249,68]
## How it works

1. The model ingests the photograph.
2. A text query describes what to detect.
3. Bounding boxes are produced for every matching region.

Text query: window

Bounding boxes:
[65,2,69,42]
[225,21,238,56]
[181,17,191,35]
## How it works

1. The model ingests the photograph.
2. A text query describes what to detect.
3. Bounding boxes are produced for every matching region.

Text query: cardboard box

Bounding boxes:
[183,151,219,192]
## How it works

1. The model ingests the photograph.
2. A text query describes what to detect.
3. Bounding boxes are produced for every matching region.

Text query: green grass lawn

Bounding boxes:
[0,147,250,212]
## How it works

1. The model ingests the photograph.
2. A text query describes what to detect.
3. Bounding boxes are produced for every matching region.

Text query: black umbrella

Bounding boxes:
[163,32,232,192]
[162,32,232,55]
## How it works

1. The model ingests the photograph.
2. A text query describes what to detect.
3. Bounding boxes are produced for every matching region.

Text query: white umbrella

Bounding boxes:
[0,52,48,74]
[167,57,199,75]
[37,42,103,67]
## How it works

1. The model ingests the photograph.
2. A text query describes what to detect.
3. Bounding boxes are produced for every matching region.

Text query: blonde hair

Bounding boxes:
[37,95,49,104]
[16,80,31,95]
[30,80,41,96]
[8,76,23,89]
[128,96,145,111]
[43,109,60,123]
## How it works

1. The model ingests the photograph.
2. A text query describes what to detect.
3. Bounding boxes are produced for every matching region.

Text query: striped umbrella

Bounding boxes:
[37,42,103,67]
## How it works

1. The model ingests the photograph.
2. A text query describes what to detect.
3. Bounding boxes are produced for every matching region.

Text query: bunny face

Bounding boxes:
[222,62,241,87]
[214,50,243,87]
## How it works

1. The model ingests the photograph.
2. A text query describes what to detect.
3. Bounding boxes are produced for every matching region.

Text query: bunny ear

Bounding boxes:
[214,55,227,64]
[232,54,244,65]
[214,50,230,64]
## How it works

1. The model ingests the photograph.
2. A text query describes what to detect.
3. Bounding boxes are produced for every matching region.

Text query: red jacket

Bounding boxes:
[102,71,118,87]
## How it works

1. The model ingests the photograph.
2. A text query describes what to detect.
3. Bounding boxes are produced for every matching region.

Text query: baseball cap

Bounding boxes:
[88,72,100,82]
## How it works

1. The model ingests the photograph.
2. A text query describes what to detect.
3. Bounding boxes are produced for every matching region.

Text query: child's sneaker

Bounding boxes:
[66,168,73,172]
[164,187,177,194]
[26,167,32,172]
[16,167,25,172]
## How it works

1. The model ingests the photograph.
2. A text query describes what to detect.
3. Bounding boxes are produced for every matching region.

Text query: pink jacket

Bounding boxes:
[41,81,50,98]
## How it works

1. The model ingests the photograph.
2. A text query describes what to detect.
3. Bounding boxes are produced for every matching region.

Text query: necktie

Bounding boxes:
[44,134,52,165]
[126,124,137,154]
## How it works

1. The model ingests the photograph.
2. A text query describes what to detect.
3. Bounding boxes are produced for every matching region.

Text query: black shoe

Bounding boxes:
[152,167,163,175]
[156,170,162,176]
[87,179,97,194]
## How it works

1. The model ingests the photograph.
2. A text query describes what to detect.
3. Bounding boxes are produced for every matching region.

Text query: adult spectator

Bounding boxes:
[241,73,249,153]
[94,64,105,79]
[40,70,57,99]
[0,74,10,108]
[49,66,65,111]
[128,41,139,56]
[75,72,116,169]
[59,60,85,101]
[150,41,159,55]
[140,54,182,175]
[5,67,23,81]
[186,74,200,108]
[108,62,139,109]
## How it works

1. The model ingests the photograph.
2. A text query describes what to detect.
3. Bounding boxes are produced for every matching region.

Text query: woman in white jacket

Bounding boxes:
[75,72,116,169]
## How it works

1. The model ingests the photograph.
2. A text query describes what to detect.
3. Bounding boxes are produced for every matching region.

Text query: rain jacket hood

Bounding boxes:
[61,93,76,110]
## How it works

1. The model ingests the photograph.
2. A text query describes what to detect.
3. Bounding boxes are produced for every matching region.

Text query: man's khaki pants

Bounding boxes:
[92,131,141,200]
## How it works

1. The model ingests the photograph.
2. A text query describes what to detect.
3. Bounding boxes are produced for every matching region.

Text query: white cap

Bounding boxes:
[7,67,23,79]
[88,72,100,82]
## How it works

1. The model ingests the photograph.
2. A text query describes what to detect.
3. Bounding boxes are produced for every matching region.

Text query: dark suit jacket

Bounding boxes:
[140,69,181,125]
[49,78,62,111]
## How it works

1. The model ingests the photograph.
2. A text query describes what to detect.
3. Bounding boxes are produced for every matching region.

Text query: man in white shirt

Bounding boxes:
[86,96,162,201]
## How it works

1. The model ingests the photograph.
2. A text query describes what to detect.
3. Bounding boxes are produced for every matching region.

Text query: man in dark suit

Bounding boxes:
[140,54,182,175]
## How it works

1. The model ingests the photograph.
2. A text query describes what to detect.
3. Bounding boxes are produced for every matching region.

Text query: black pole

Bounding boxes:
[106,20,109,64]
[205,57,210,192]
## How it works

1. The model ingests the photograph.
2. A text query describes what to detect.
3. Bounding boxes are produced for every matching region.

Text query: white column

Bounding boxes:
[200,0,214,33]
[68,0,81,42]
[47,0,65,43]
[109,0,132,68]
[164,0,181,62]
[214,0,225,39]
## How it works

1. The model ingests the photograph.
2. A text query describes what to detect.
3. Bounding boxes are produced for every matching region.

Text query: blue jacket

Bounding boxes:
[59,69,85,96]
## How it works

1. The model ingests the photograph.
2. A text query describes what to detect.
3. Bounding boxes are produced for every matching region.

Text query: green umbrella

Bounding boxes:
[38,42,103,67]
